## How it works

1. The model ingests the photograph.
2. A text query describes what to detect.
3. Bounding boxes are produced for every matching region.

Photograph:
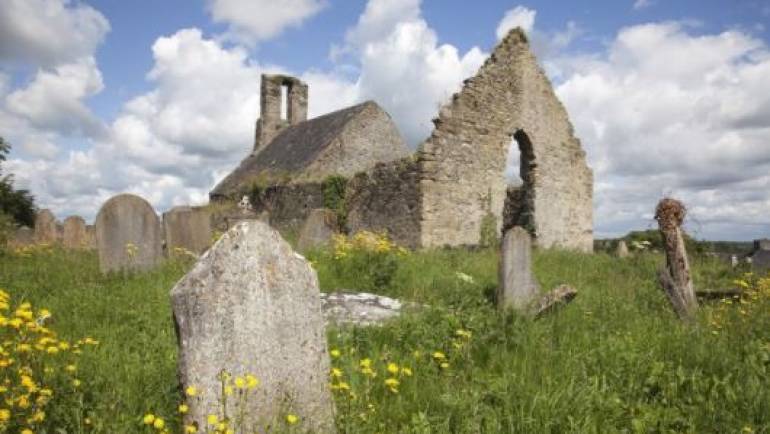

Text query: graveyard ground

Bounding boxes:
[1,243,769,433]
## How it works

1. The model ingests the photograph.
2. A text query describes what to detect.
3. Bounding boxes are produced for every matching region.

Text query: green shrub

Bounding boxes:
[323,175,348,230]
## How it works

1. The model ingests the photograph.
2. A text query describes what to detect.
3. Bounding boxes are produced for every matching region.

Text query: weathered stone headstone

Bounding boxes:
[34,209,58,244]
[95,194,162,273]
[498,226,539,311]
[616,240,629,258]
[297,208,338,252]
[171,221,334,432]
[85,225,97,249]
[162,206,212,256]
[10,226,33,247]
[62,216,87,249]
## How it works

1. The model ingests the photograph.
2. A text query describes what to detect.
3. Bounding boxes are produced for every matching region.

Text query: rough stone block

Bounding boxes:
[162,206,212,256]
[62,216,87,249]
[34,209,59,244]
[296,208,337,252]
[171,221,334,432]
[498,226,539,310]
[95,194,162,273]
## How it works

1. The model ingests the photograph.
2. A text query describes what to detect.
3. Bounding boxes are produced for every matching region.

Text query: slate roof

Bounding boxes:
[211,101,375,197]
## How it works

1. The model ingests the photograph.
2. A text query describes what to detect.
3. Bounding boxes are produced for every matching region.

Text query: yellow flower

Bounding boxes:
[234,377,246,388]
[16,344,31,353]
[0,408,9,421]
[185,385,198,397]
[143,414,156,425]
[359,358,372,369]
[384,377,400,391]
[46,346,59,355]
[178,404,189,414]
[153,418,165,429]
[245,374,259,389]
[330,367,343,378]
[31,410,45,422]
[18,395,30,409]
[65,364,77,373]
[184,425,198,433]
[224,386,233,396]
[21,429,33,434]
[401,367,413,376]
[432,351,446,360]
[330,349,341,358]
[286,414,299,425]
[206,414,218,425]
[440,362,450,369]
[72,379,81,387]
[387,363,399,375]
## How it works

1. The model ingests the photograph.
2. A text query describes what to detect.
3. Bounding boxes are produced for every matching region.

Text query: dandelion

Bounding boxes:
[185,385,198,397]
[143,414,156,425]
[234,377,246,388]
[184,425,198,433]
[178,404,189,414]
[245,374,259,389]
[153,417,165,429]
[401,367,413,376]
[207,414,218,425]
[384,377,400,393]
[330,367,343,378]
[286,414,299,425]
[440,362,450,369]
[432,351,446,360]
[0,409,9,421]
[387,362,399,375]
[330,348,341,358]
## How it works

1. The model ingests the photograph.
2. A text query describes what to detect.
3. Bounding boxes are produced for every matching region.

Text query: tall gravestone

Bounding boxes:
[95,194,162,273]
[34,209,58,244]
[616,240,629,258]
[498,226,539,311]
[162,206,212,256]
[296,208,338,252]
[62,216,87,249]
[171,221,334,432]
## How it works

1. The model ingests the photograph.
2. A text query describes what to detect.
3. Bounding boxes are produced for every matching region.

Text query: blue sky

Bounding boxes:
[1,0,769,240]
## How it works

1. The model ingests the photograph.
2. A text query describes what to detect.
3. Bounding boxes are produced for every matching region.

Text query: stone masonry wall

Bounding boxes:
[346,158,422,248]
[258,183,325,233]
[417,28,593,251]
[297,102,410,183]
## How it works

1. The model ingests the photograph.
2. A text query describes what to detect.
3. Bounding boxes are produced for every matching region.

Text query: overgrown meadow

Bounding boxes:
[1,235,769,433]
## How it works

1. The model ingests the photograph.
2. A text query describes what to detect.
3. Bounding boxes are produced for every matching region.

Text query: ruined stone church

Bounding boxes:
[211,28,593,251]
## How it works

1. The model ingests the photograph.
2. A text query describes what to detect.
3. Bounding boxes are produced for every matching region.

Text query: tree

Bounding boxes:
[0,137,36,227]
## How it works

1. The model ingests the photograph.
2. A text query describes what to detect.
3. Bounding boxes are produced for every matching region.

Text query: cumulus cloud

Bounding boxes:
[341,0,486,144]
[0,0,109,67]
[633,0,653,10]
[496,6,536,39]
[556,22,770,239]
[207,0,327,44]
[4,57,106,138]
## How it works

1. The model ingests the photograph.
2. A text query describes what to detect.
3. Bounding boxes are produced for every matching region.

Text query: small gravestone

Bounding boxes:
[95,194,162,273]
[616,240,629,258]
[85,225,96,249]
[34,209,58,244]
[162,206,212,256]
[171,221,334,432]
[498,226,539,311]
[297,209,338,252]
[10,226,33,247]
[62,216,87,249]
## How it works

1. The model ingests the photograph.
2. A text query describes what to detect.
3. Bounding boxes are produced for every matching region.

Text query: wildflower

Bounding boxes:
[432,351,446,360]
[153,418,165,429]
[224,386,233,396]
[178,404,189,414]
[31,411,45,422]
[143,414,156,425]
[18,395,30,409]
[72,379,81,387]
[455,329,472,339]
[245,374,259,389]
[184,425,198,433]
[286,414,299,425]
[330,349,341,358]
[234,377,246,388]
[387,363,399,375]
[455,272,475,284]
[21,429,32,434]
[401,367,413,376]
[359,358,372,369]
[440,362,450,369]
[384,377,400,393]
[330,367,343,378]
[207,414,218,425]
[0,409,9,421]
[185,385,198,397]
[65,364,77,373]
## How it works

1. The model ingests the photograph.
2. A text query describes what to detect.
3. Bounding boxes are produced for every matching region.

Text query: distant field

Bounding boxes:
[0,245,768,433]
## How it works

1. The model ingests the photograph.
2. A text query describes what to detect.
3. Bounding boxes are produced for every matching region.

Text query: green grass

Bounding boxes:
[0,245,768,433]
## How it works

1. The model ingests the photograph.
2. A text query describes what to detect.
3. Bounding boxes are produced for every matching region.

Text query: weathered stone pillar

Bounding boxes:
[498,226,539,311]
[655,198,698,320]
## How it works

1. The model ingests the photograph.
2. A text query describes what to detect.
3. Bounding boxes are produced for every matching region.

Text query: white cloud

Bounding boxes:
[633,0,653,10]
[207,0,326,44]
[4,57,106,138]
[341,0,486,144]
[0,0,109,67]
[556,22,770,239]
[496,6,536,39]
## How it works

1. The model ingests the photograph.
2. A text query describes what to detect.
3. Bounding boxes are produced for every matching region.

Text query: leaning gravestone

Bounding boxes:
[498,226,539,311]
[171,221,334,432]
[162,206,212,256]
[34,209,58,244]
[616,240,630,258]
[95,194,162,273]
[62,216,87,249]
[296,208,338,252]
